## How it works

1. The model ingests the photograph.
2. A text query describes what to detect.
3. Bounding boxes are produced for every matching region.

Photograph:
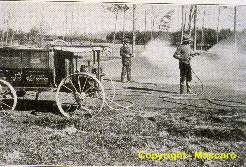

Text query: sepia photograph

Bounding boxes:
[0,0,245,166]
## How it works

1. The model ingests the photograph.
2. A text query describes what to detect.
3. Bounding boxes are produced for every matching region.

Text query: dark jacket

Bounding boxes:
[120,45,132,59]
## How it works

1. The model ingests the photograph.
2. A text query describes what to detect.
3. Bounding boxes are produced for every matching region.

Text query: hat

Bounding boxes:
[182,34,193,42]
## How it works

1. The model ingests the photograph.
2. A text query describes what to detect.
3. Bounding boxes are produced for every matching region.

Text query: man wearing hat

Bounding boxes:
[173,34,200,94]
[120,38,132,82]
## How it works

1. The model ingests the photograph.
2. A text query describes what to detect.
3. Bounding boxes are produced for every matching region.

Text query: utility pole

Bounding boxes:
[0,5,3,47]
[144,9,147,48]
[193,5,197,51]
[113,12,118,46]
[62,21,65,41]
[188,6,194,36]
[132,4,136,57]
[234,6,237,49]
[71,10,74,44]
[1,14,5,47]
[9,8,14,46]
[1,12,7,48]
[65,12,68,41]
[201,10,205,50]
[10,30,14,46]
[5,13,9,46]
[151,5,154,40]
[184,10,187,34]
[40,6,45,47]
[122,5,129,40]
[0,30,3,48]
[216,6,221,43]
[5,30,8,46]
[123,8,126,40]
[180,5,184,44]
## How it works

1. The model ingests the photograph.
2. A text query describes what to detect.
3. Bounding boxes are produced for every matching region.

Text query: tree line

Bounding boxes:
[1,27,233,50]
[106,28,233,49]
[171,28,233,49]
[0,27,107,47]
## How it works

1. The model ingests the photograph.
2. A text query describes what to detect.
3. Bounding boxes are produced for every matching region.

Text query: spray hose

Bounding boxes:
[191,68,204,94]
[159,68,246,116]
[102,70,246,118]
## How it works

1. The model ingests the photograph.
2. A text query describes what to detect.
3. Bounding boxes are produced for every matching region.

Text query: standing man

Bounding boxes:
[120,39,132,82]
[173,34,200,94]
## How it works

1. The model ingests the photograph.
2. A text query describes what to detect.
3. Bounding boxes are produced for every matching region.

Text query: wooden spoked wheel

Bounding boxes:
[56,73,106,118]
[0,79,17,111]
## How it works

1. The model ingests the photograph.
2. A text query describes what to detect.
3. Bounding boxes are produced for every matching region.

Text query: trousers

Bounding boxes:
[179,62,192,94]
[121,58,131,82]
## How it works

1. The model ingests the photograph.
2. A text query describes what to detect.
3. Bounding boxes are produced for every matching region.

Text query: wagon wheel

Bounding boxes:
[56,73,106,118]
[0,79,17,111]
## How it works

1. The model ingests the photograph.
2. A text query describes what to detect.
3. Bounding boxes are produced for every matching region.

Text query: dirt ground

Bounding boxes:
[0,48,245,166]
[0,79,245,166]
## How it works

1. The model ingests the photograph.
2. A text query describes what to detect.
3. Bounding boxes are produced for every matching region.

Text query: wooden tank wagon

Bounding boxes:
[0,45,111,118]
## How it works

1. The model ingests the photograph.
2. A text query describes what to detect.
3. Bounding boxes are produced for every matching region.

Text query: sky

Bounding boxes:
[0,1,245,36]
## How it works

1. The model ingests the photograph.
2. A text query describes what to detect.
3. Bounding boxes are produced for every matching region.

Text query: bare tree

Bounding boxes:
[122,5,130,40]
[107,4,130,43]
[186,5,197,36]
[107,4,120,44]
